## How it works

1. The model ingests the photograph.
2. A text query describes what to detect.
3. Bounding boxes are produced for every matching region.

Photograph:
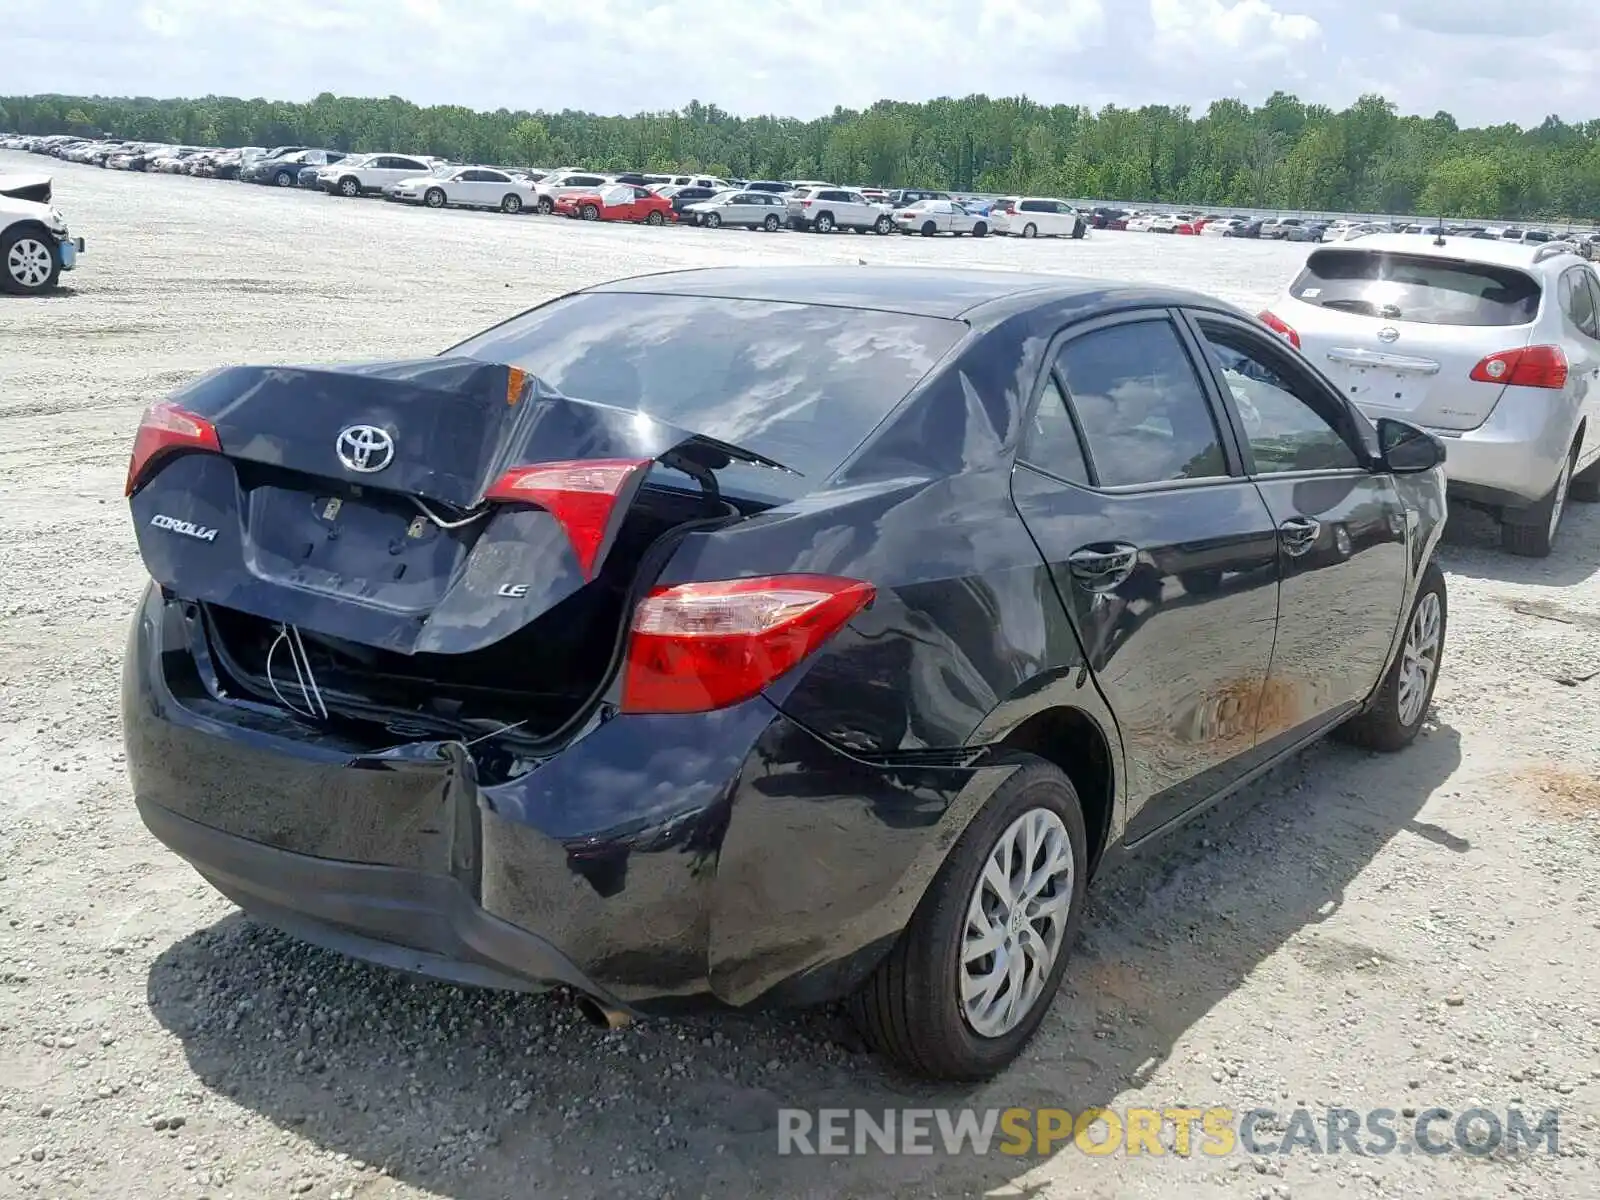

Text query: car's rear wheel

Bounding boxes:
[1333,560,1446,752]
[1500,444,1576,557]
[501,194,523,214]
[973,222,988,238]
[537,196,554,214]
[1022,223,1038,239]
[338,176,360,197]
[849,756,1088,1081]
[424,188,446,209]
[814,213,835,233]
[273,170,294,187]
[921,221,937,237]
[647,209,666,226]
[762,213,779,231]
[2,228,61,295]
[875,215,893,235]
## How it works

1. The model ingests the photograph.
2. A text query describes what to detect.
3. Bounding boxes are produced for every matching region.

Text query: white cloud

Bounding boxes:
[5,0,1599,128]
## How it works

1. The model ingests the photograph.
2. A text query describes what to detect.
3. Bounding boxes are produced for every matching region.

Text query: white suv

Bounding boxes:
[1261,234,1600,556]
[320,154,439,197]
[787,187,893,234]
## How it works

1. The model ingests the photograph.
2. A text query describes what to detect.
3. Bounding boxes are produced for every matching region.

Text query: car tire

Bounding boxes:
[705,212,721,229]
[1500,443,1576,557]
[645,210,666,226]
[537,196,554,214]
[580,204,599,221]
[1332,560,1446,753]
[273,170,294,188]
[875,215,893,235]
[814,213,834,233]
[763,213,780,231]
[1022,223,1038,239]
[1570,454,1600,502]
[921,221,937,237]
[1072,220,1087,239]
[1,227,62,295]
[973,222,988,238]
[424,188,446,209]
[501,194,523,214]
[337,176,360,198]
[849,756,1089,1081]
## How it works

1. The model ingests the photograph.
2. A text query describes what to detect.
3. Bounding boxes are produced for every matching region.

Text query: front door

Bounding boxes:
[1009,311,1282,842]
[1183,310,1410,743]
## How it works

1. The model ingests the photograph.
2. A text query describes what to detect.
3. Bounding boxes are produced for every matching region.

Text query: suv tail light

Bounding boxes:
[800,199,813,208]
[1257,310,1300,348]
[621,574,876,714]
[1469,344,1568,389]
[125,402,222,496]
[485,458,652,579]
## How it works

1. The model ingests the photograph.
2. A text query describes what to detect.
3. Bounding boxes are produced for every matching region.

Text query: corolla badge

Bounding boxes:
[336,424,394,473]
[1377,326,1400,343]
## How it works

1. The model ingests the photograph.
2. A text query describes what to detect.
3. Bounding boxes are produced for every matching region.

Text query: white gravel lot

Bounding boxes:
[3,152,1599,1200]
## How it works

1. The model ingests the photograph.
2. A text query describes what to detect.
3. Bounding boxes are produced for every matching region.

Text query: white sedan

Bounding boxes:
[892,199,991,237]
[387,166,538,214]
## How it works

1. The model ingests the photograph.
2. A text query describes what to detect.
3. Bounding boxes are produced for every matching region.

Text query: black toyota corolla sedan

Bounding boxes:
[122,266,1448,1080]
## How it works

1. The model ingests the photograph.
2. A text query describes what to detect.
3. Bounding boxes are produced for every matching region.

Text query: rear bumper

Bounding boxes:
[1420,389,1576,508]
[123,587,1006,1011]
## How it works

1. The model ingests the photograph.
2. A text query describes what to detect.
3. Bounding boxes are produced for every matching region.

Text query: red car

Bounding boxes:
[554,184,675,225]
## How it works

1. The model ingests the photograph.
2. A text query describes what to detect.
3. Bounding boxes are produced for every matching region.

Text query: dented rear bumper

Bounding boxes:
[122,585,1010,1011]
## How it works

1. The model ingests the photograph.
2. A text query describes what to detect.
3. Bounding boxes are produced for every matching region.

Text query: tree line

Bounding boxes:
[5,90,1600,221]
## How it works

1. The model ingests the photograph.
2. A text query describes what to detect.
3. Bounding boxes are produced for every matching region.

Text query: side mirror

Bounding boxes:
[1377,418,1446,474]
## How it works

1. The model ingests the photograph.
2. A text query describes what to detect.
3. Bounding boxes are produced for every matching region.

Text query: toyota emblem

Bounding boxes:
[336,424,395,473]
[1377,326,1400,343]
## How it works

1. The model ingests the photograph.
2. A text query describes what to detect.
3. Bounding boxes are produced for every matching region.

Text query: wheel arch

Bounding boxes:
[3,219,55,244]
[991,705,1118,874]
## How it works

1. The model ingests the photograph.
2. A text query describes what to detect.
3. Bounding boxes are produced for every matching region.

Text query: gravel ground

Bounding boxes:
[3,152,1599,1200]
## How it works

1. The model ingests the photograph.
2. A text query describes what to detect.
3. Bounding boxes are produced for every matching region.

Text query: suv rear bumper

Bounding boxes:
[1421,387,1576,508]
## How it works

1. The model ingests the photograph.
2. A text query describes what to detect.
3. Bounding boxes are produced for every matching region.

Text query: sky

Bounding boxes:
[6,0,1598,129]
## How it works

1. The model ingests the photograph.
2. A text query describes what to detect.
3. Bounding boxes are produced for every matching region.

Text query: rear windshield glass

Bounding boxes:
[1291,249,1541,326]
[449,292,967,500]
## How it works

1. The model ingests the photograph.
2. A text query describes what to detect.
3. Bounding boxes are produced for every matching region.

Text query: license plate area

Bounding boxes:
[1333,364,1418,407]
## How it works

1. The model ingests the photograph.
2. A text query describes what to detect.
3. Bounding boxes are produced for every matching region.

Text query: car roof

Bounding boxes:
[1315,232,1583,271]
[582,265,1242,323]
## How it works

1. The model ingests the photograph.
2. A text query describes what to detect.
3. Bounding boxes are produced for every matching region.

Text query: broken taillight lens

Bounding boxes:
[1469,344,1568,389]
[125,402,222,496]
[484,458,653,579]
[621,574,877,714]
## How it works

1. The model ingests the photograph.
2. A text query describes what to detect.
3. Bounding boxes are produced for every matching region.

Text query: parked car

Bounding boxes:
[883,188,950,208]
[1286,222,1330,243]
[122,264,1449,1081]
[892,198,990,237]
[662,185,720,217]
[993,198,1087,239]
[741,180,792,194]
[554,183,675,224]
[319,154,439,198]
[786,187,893,234]
[388,166,538,213]
[1225,219,1264,239]
[1260,234,1600,556]
[2,190,83,294]
[1088,206,1129,230]
[531,170,612,214]
[682,189,789,229]
[243,150,345,188]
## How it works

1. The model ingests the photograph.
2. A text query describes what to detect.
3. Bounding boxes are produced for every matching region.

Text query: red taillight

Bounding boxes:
[484,457,652,579]
[800,199,812,208]
[620,574,876,714]
[125,402,221,496]
[1257,310,1300,349]
[1470,344,1568,389]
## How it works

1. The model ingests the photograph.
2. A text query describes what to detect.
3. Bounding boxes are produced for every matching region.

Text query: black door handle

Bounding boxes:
[1279,516,1320,556]
[1068,544,1139,591]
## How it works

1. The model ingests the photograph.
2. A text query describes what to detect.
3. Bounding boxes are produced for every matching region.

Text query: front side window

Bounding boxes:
[1195,323,1362,474]
[1054,320,1227,487]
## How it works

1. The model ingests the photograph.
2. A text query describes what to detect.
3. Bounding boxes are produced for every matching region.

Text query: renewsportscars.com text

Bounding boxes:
[777,1106,1560,1157]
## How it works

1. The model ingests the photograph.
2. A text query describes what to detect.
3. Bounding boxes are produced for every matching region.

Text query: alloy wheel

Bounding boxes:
[959,807,1075,1038]
[1397,590,1442,727]
[7,238,53,289]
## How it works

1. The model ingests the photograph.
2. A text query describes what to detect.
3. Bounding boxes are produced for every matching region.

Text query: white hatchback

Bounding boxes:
[1260,233,1600,556]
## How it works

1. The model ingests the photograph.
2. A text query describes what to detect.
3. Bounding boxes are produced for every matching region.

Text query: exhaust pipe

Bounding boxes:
[574,995,633,1030]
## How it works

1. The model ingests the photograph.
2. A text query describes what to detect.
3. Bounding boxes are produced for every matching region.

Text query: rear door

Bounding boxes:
[1008,311,1282,842]
[382,156,431,189]
[1557,265,1600,471]
[1282,247,1544,431]
[1184,310,1410,738]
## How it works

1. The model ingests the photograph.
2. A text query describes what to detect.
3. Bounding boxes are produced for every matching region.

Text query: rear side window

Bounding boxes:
[1559,267,1600,339]
[1292,249,1541,327]
[1020,375,1091,485]
[1054,320,1227,487]
[449,293,968,498]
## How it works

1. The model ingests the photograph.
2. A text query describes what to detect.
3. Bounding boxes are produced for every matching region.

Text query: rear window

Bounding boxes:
[449,293,967,500]
[1291,249,1542,327]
